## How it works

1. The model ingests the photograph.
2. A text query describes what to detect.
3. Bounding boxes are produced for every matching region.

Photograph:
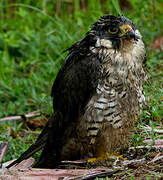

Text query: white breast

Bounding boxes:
[85,34,146,139]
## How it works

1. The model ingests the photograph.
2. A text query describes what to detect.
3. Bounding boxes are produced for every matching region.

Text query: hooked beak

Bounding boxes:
[119,24,140,40]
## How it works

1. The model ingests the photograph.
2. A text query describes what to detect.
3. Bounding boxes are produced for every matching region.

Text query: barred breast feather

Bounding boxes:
[82,31,146,155]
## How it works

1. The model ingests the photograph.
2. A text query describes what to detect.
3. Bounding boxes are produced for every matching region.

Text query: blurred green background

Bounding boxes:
[0,0,162,162]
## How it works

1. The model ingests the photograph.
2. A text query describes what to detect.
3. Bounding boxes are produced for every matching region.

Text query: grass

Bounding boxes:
[0,0,162,169]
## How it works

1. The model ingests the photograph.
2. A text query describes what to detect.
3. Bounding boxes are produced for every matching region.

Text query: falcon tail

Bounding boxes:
[6,125,48,169]
[6,113,62,169]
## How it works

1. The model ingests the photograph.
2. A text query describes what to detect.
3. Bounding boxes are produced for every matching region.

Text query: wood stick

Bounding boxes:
[69,169,119,180]
[0,142,10,166]
[0,112,40,122]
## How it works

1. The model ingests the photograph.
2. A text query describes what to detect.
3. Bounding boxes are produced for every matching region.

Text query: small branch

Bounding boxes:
[129,145,163,152]
[0,112,40,122]
[60,160,88,169]
[122,158,145,166]
[70,169,119,180]
[0,142,10,167]
[144,139,163,146]
[141,125,163,134]
[143,169,163,178]
[149,155,163,164]
[2,157,35,169]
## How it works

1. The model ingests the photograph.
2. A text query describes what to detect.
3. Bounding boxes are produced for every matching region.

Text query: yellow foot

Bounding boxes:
[88,152,127,167]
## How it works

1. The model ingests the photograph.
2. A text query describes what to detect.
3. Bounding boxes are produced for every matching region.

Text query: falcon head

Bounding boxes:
[89,15,141,50]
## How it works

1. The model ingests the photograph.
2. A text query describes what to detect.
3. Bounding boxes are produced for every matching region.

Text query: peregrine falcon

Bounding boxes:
[7,15,147,169]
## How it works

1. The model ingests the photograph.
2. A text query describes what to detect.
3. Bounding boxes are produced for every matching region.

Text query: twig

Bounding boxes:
[0,111,40,122]
[141,125,163,134]
[122,158,145,166]
[69,169,119,180]
[60,160,88,169]
[144,139,163,146]
[0,142,10,167]
[149,155,163,164]
[2,157,35,169]
[129,145,163,152]
[143,169,163,178]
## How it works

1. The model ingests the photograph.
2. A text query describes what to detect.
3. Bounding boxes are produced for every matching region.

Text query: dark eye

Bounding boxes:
[108,27,119,34]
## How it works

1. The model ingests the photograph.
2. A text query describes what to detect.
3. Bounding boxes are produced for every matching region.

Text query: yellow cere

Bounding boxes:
[120,24,133,36]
